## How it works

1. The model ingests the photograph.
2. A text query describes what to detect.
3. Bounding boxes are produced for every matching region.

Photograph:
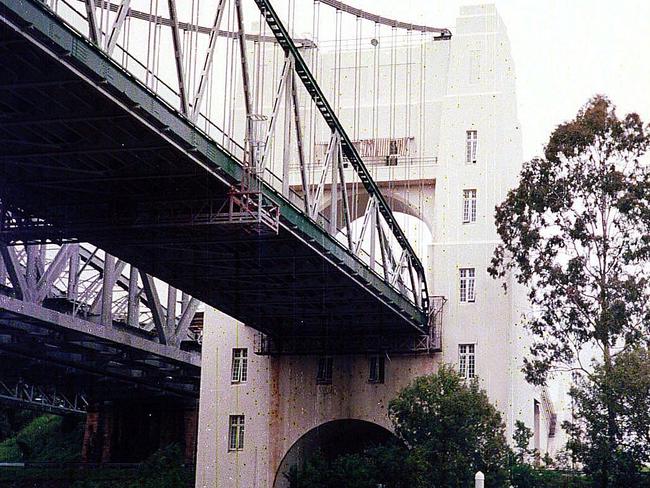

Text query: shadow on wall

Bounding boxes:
[273,419,395,488]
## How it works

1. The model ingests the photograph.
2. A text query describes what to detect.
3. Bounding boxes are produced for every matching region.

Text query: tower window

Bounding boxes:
[462,189,477,223]
[368,355,385,384]
[459,344,476,379]
[228,415,245,451]
[466,130,478,164]
[317,356,333,384]
[231,348,248,383]
[460,268,476,303]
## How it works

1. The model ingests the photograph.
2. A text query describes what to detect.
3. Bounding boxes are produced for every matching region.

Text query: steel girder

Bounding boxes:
[0,379,88,415]
[0,0,429,342]
[0,240,201,399]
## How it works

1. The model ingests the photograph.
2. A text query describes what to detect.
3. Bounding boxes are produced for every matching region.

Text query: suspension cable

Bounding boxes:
[318,0,450,36]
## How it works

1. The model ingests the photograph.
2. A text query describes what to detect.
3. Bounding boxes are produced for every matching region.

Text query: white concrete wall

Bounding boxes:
[433,3,525,441]
[195,312,438,488]
[196,5,554,488]
[195,308,273,488]
[268,354,437,487]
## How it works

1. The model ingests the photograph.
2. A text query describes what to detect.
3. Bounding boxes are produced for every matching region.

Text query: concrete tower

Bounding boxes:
[195,5,555,488]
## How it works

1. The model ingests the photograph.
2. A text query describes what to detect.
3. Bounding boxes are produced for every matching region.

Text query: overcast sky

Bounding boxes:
[340,0,650,160]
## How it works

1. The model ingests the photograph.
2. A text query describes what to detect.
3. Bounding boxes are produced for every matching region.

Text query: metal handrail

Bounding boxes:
[252,0,430,312]
[34,0,428,311]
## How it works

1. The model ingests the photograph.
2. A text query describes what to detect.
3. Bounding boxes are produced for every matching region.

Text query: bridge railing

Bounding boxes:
[33,0,448,312]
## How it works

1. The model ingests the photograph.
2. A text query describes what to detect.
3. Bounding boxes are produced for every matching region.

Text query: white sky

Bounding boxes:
[340,0,650,160]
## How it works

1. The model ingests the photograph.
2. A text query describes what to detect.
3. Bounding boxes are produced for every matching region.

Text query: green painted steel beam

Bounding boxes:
[0,0,427,330]
[251,0,430,310]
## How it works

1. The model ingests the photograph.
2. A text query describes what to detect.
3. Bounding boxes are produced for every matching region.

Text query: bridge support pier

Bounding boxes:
[81,400,199,464]
[81,402,114,463]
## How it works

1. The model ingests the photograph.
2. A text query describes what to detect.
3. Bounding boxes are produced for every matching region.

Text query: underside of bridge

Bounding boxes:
[0,294,201,402]
[0,0,427,345]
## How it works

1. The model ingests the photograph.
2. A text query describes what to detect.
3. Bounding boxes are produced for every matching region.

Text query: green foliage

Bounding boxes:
[0,444,193,488]
[0,407,37,442]
[69,445,192,488]
[125,444,192,488]
[0,437,22,462]
[289,366,511,487]
[564,346,650,486]
[490,95,650,486]
[286,444,415,488]
[509,424,591,488]
[490,95,650,384]
[0,412,192,488]
[512,420,535,465]
[0,466,137,488]
[388,364,510,487]
[0,414,83,463]
[510,464,591,488]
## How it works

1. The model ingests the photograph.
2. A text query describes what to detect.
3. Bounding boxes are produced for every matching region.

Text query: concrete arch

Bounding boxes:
[318,182,435,236]
[272,418,396,488]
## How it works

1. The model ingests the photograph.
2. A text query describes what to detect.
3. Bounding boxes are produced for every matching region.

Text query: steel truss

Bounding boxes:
[31,0,436,315]
[0,234,201,348]
[251,0,431,311]
[0,380,88,415]
[0,0,454,347]
[255,296,446,356]
[0,235,202,399]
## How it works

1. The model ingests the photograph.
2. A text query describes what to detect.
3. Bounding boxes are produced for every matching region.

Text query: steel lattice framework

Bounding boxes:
[0,0,450,347]
[0,241,201,347]
[0,379,89,415]
[0,241,202,402]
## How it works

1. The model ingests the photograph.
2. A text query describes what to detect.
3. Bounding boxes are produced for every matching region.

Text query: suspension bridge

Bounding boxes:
[0,0,452,463]
[0,0,444,338]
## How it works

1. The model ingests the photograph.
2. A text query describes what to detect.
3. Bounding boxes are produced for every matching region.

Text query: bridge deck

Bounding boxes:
[0,0,427,340]
[0,295,200,400]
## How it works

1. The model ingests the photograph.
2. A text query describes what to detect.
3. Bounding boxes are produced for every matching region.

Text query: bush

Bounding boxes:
[71,445,194,488]
[0,437,22,462]
[0,414,83,463]
[286,444,414,488]
[511,465,591,488]
[389,365,510,487]
[126,444,192,488]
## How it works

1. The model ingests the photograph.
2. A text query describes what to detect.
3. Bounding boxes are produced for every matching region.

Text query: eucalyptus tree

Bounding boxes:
[489,95,650,486]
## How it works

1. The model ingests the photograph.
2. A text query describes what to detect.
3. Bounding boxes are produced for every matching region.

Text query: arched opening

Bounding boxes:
[341,212,433,268]
[320,190,433,236]
[273,419,396,488]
